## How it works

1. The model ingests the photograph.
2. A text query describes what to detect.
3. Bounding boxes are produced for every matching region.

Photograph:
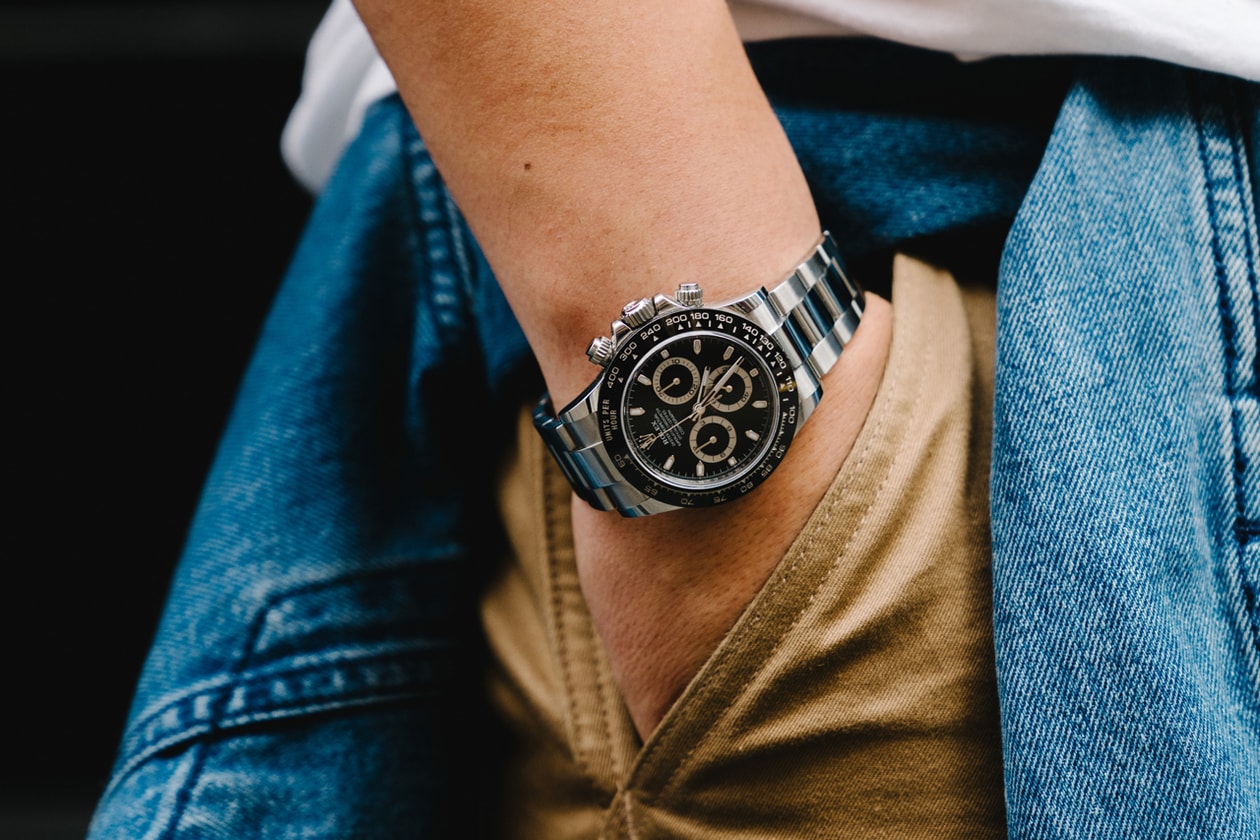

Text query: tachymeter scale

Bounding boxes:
[621,331,779,487]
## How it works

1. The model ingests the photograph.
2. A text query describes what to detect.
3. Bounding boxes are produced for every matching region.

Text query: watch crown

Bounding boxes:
[621,297,656,328]
[587,336,615,367]
[676,282,703,307]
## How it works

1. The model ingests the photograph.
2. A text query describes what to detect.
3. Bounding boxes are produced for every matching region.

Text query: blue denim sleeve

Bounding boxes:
[87,97,533,838]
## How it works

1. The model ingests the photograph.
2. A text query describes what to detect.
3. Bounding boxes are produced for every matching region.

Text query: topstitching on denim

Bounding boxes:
[92,96,510,839]
[1190,71,1260,677]
[402,122,475,340]
[990,60,1260,838]
[104,562,461,800]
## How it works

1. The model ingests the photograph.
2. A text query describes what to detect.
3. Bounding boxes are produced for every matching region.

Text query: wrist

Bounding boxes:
[537,230,858,518]
[506,197,822,409]
[573,292,892,736]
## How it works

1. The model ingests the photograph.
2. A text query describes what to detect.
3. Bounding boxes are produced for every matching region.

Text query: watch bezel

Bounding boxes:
[594,306,800,509]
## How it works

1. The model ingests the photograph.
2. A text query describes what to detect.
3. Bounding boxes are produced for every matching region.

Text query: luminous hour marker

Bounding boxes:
[749,368,759,377]
[752,400,768,409]
[745,430,761,442]
[723,346,734,360]
[629,407,645,416]
[693,339,702,355]
[728,457,738,466]
[637,374,652,386]
[696,462,705,477]
[663,454,675,471]
[661,349,670,358]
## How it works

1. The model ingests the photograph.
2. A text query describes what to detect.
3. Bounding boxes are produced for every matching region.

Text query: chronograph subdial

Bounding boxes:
[651,356,701,405]
[708,363,754,413]
[689,416,737,464]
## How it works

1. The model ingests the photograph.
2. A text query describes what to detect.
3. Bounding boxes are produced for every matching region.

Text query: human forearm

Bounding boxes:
[350,0,822,404]
[351,0,891,737]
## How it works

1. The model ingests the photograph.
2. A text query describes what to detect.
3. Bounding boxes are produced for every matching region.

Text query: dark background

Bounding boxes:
[4,3,328,835]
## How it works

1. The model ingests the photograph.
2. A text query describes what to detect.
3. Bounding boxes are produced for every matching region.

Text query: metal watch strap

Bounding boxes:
[751,231,864,423]
[535,231,864,515]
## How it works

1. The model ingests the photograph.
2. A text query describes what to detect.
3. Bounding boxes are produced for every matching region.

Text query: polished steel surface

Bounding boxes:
[536,232,865,516]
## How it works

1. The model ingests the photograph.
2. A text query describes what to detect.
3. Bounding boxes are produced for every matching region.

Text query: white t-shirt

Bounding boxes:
[282,0,1260,194]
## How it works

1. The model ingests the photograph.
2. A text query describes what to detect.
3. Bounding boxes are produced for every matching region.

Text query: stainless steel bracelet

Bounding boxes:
[731,231,864,426]
[535,231,864,515]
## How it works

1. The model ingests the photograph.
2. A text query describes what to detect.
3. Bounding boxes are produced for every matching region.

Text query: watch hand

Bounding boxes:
[702,357,743,409]
[694,366,712,409]
[637,407,700,450]
[639,361,742,451]
[636,425,665,449]
[637,395,712,451]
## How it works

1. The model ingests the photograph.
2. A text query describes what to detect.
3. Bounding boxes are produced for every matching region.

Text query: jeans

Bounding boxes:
[992,63,1260,835]
[89,41,1259,838]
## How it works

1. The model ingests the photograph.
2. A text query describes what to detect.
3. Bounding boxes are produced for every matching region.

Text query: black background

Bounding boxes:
[4,3,326,835]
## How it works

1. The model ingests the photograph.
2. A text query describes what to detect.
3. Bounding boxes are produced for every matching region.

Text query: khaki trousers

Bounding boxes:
[483,256,1005,838]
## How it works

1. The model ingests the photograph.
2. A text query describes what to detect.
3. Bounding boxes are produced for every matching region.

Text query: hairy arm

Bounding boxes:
[352,0,890,736]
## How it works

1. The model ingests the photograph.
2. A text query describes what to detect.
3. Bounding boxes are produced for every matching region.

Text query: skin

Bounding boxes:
[352,0,891,737]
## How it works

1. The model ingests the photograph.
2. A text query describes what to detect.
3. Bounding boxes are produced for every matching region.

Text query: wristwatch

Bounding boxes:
[533,232,864,517]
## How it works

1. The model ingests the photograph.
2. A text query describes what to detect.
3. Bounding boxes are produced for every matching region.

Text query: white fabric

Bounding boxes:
[281,0,396,194]
[731,0,1260,71]
[282,0,1260,195]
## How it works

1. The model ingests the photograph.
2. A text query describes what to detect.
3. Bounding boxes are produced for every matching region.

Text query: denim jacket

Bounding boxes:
[90,42,1259,838]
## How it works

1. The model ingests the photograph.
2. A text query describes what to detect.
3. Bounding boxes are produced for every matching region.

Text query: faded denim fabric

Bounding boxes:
[89,42,1258,838]
[992,64,1260,837]
[88,96,527,839]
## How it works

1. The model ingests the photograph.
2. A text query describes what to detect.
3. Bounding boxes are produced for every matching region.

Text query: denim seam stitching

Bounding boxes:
[154,591,410,838]
[1229,81,1260,391]
[120,559,460,751]
[1221,78,1260,665]
[1190,72,1260,685]
[154,740,206,840]
[213,688,436,732]
[110,645,444,792]
[114,560,457,829]
[402,120,471,345]
[443,188,475,302]
[1223,79,1260,548]
[153,586,275,840]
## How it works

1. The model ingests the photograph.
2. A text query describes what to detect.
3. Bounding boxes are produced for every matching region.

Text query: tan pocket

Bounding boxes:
[486,256,1005,840]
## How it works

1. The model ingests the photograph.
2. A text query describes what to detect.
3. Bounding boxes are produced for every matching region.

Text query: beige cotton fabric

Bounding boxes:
[481,254,1004,838]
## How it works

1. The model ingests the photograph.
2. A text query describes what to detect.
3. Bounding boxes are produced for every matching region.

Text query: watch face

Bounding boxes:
[597,306,799,508]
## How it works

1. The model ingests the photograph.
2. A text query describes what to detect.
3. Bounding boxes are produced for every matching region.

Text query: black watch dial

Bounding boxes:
[597,306,799,508]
